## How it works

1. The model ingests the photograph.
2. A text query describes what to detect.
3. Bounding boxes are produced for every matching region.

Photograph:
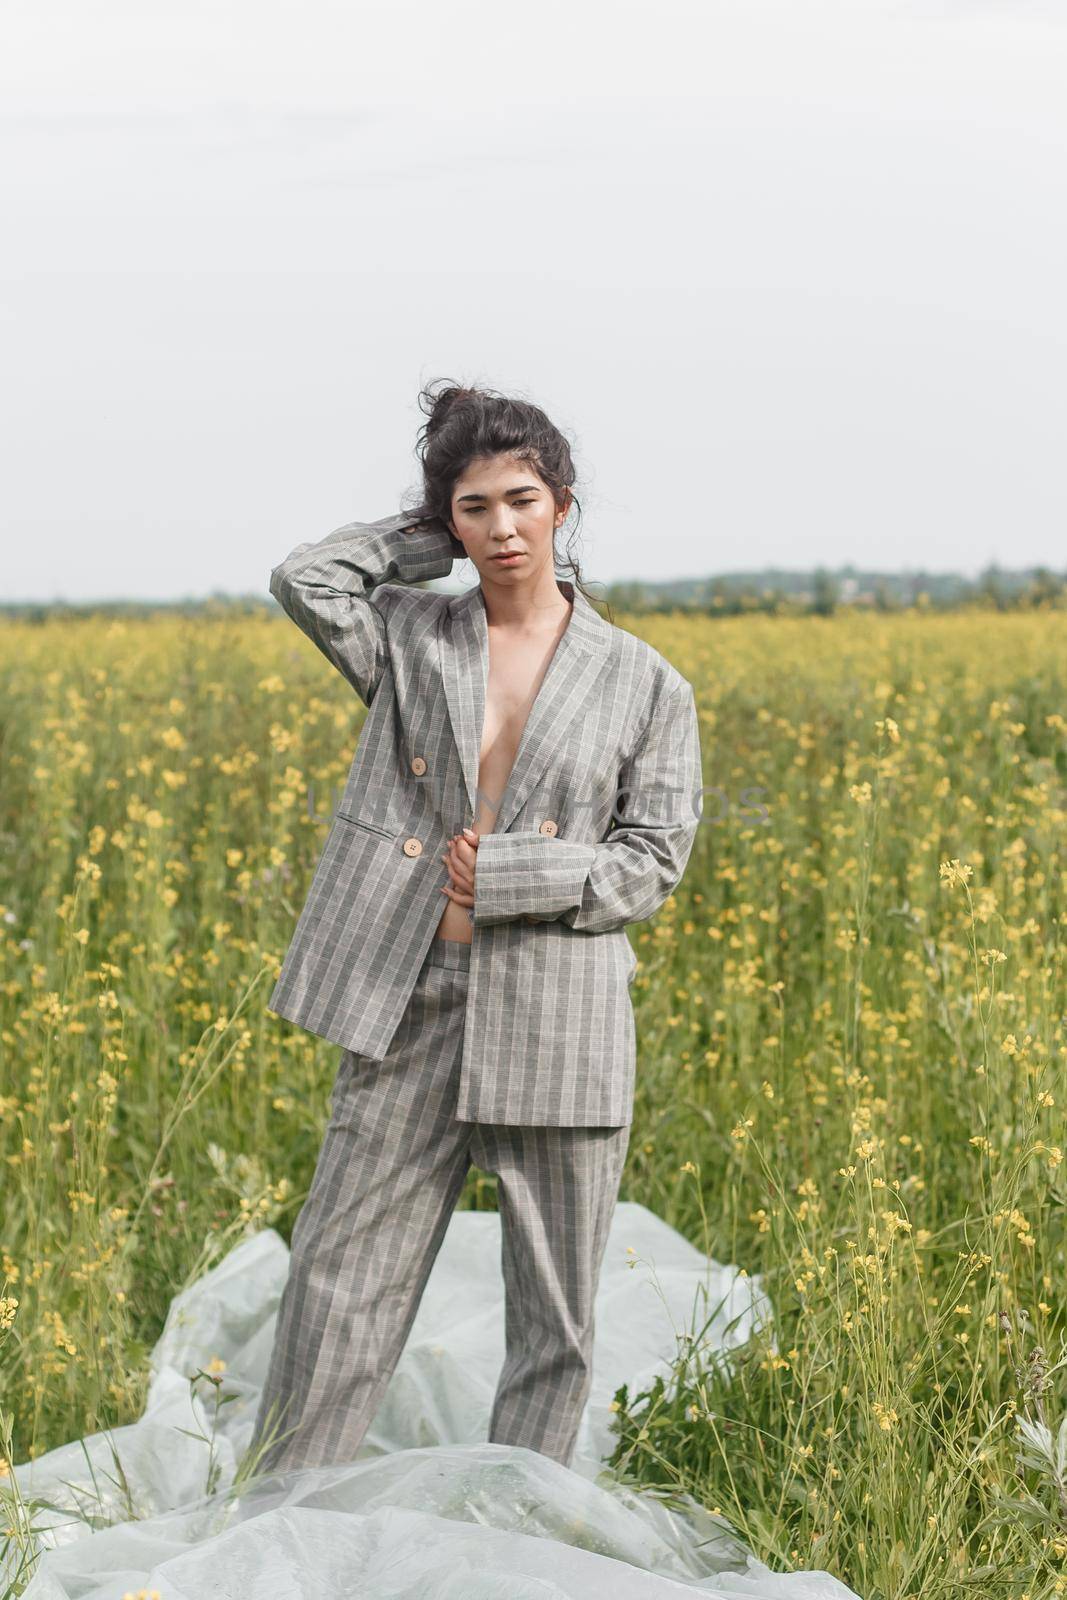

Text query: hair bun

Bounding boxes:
[424,385,480,440]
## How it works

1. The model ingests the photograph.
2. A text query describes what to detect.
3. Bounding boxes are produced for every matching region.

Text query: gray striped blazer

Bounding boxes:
[266,508,703,1126]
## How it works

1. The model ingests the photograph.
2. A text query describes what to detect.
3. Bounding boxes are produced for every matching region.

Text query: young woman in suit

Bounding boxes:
[248,381,703,1476]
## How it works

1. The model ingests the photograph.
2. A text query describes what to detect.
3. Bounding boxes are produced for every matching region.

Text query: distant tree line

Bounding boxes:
[0,594,271,625]
[600,562,1067,618]
[2,564,1064,623]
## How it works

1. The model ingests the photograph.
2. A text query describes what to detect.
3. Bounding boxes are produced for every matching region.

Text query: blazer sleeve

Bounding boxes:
[470,678,703,934]
[269,509,465,706]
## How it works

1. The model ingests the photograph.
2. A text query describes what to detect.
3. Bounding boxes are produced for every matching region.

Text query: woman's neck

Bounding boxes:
[478,570,573,634]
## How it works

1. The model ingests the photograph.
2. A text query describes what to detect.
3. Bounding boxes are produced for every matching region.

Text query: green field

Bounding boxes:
[1,605,1065,1598]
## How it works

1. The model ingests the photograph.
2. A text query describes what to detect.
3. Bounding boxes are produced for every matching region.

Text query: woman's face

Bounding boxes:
[447,453,570,584]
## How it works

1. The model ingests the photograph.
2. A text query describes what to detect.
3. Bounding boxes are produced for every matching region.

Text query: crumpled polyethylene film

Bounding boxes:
[7,1201,859,1598]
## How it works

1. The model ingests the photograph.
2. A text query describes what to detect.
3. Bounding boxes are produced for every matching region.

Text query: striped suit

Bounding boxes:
[250,507,702,1473]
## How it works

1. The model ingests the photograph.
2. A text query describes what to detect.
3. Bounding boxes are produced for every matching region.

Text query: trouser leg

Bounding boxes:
[473,1119,632,1468]
[248,952,473,1475]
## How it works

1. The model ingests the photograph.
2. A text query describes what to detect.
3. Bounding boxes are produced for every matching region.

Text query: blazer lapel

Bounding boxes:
[440,579,613,836]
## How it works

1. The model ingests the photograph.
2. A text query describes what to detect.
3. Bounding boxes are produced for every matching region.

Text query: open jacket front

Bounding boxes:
[266,508,703,1127]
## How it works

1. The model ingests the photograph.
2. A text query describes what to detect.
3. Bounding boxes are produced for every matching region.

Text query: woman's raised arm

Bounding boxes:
[269,508,465,706]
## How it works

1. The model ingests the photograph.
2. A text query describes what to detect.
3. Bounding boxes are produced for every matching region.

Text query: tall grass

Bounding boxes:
[1,604,1064,1598]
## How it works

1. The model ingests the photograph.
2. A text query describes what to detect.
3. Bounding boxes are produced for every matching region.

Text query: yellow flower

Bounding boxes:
[939,858,973,889]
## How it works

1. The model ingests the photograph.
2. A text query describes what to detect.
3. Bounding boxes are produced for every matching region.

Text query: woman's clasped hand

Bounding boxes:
[440,825,479,909]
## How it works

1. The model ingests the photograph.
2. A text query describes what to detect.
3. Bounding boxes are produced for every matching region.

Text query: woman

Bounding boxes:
[248,382,703,1476]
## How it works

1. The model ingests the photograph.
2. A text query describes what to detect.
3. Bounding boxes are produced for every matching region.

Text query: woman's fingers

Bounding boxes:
[440,882,474,908]
[441,837,476,894]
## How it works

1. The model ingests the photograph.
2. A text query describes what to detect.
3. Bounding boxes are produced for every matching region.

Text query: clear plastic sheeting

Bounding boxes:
[7,1200,859,1599]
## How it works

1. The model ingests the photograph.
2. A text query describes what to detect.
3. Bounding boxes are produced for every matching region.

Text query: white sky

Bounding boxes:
[2,0,1065,601]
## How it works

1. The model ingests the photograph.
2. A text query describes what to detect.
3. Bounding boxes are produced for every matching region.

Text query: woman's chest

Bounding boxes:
[339,623,650,840]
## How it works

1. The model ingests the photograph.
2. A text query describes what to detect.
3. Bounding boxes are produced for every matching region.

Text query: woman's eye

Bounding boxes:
[465,500,536,512]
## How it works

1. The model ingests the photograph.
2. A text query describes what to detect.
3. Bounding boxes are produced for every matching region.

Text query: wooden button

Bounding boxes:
[538,819,558,836]
[410,755,427,775]
[403,837,423,857]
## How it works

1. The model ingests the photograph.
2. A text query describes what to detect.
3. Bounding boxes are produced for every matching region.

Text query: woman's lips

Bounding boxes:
[491,551,524,563]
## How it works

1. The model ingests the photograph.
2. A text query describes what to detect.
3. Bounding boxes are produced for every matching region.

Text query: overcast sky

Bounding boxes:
[2,0,1065,602]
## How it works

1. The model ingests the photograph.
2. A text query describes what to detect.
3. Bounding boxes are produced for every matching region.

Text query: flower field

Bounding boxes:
[1,603,1065,1598]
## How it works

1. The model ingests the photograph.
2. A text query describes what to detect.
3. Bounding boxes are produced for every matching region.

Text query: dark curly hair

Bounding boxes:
[404,379,613,623]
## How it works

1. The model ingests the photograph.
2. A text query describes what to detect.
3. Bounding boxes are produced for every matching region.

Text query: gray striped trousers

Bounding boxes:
[247,935,632,1474]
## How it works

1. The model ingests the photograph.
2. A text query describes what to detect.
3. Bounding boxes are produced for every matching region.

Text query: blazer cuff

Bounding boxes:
[271,509,460,597]
[324,509,460,586]
[381,510,464,583]
[471,832,597,925]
